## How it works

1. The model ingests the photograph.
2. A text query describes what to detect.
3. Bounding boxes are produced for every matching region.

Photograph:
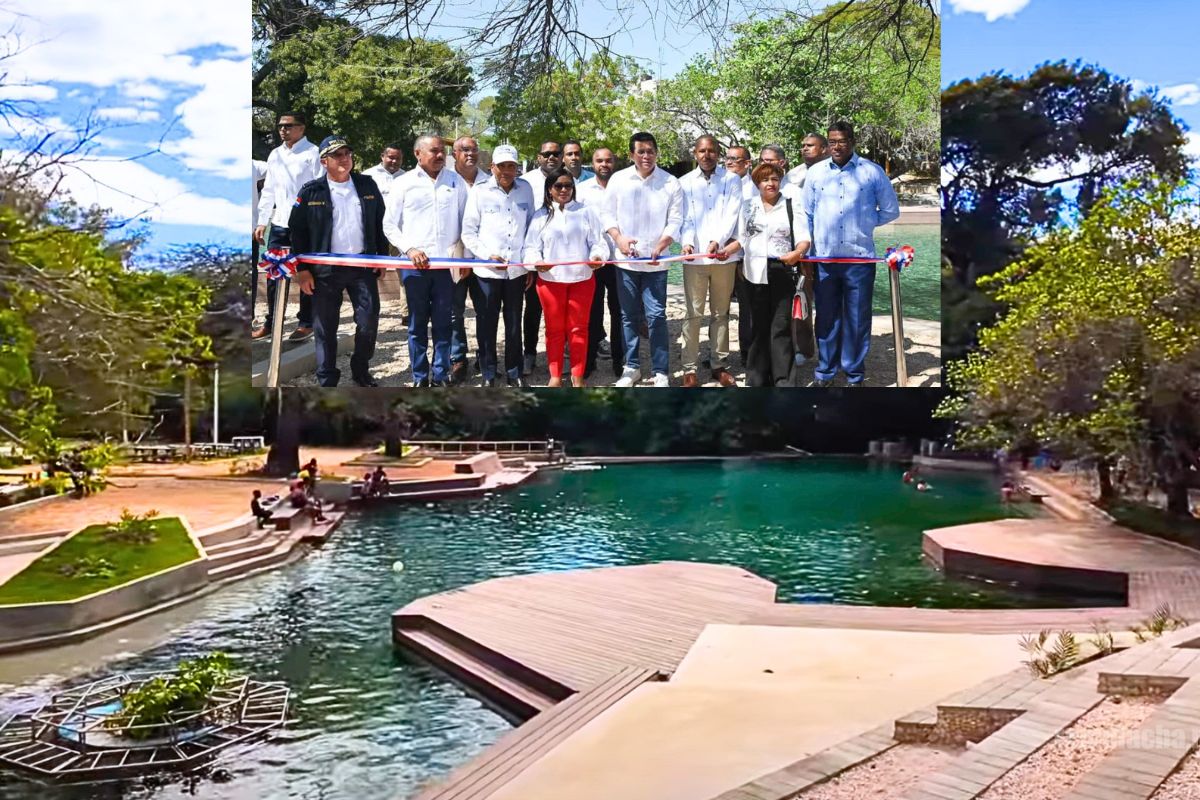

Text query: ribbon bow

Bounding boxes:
[260,248,298,280]
[885,245,915,272]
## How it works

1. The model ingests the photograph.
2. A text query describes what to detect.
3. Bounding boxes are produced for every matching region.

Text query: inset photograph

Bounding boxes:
[251,0,940,389]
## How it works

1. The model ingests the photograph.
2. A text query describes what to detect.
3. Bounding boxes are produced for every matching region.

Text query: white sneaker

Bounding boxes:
[614,367,642,387]
[652,373,670,387]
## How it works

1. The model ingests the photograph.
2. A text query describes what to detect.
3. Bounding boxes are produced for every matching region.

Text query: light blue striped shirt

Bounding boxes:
[800,154,900,258]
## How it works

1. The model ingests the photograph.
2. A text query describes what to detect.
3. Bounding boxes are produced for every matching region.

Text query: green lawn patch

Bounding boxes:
[0,516,199,606]
[1107,502,1200,551]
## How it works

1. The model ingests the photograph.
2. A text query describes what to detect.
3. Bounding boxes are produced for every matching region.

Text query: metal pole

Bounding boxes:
[265,275,287,388]
[212,364,220,444]
[888,267,908,387]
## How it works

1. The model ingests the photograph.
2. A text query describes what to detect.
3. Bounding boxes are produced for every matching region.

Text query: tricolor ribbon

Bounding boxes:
[257,250,915,273]
[259,248,298,280]
[885,245,915,272]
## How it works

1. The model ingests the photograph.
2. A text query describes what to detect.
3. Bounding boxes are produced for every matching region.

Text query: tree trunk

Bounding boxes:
[1096,459,1114,502]
[384,413,402,457]
[182,372,192,460]
[264,393,301,476]
[1165,480,1191,517]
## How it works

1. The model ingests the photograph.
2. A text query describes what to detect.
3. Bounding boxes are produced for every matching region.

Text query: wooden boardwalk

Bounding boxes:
[392,562,777,719]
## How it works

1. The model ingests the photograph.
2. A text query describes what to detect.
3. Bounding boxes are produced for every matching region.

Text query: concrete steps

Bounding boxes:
[0,532,62,557]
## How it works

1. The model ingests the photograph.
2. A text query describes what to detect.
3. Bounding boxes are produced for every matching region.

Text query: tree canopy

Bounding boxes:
[941,61,1190,359]
[939,180,1200,515]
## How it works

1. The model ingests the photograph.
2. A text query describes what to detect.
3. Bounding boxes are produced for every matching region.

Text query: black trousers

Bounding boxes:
[585,264,624,378]
[472,275,526,380]
[523,281,542,357]
[311,267,380,387]
[744,264,798,387]
[734,263,752,361]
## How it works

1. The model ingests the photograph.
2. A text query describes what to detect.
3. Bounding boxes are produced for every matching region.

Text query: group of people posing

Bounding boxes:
[253,113,900,388]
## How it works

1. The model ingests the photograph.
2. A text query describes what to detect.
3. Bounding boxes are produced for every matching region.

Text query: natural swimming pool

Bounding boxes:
[0,460,1072,799]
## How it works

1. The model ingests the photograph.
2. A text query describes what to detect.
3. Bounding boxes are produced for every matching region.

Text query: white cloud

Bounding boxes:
[948,0,1032,21]
[119,81,168,102]
[50,157,246,234]
[1186,133,1200,161]
[161,57,249,181]
[0,84,58,101]
[1160,83,1200,107]
[96,107,161,123]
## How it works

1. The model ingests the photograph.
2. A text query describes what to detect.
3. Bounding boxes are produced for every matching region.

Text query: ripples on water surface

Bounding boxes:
[1,461,1059,799]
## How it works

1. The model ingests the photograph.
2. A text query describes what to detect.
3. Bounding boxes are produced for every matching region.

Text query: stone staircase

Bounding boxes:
[197,509,343,586]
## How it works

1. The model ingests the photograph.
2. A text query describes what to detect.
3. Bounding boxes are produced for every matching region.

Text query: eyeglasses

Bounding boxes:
[551,182,574,190]
[540,150,562,158]
[724,156,748,162]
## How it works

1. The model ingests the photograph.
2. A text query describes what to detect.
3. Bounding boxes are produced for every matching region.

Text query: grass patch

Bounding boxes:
[0,516,199,606]
[1106,502,1200,551]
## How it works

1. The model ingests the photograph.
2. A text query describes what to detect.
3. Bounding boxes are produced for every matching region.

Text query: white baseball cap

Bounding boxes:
[492,145,519,165]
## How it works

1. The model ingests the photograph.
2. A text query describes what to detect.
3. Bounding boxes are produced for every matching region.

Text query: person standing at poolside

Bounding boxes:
[384,134,469,387]
[518,141,564,375]
[679,135,742,387]
[759,145,801,200]
[801,121,900,387]
[724,144,755,364]
[362,142,410,328]
[289,136,387,388]
[461,145,536,388]
[524,168,608,387]
[787,133,829,188]
[253,112,324,342]
[602,131,683,387]
[447,136,490,384]
[577,147,624,381]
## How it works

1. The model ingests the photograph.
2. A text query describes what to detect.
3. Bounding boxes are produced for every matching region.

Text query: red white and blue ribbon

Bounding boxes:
[259,249,298,280]
[885,245,915,272]
[258,250,915,272]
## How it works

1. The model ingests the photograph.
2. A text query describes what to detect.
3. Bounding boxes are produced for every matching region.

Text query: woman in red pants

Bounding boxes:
[524,168,608,386]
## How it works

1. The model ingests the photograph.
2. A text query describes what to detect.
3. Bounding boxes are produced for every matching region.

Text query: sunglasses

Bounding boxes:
[540,150,562,158]
[278,123,299,129]
[551,182,574,190]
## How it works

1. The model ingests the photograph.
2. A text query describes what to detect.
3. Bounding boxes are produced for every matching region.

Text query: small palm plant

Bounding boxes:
[1019,629,1081,678]
[1129,604,1189,643]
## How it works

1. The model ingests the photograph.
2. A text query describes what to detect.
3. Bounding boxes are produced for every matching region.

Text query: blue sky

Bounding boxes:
[944,0,1200,163]
[0,2,248,256]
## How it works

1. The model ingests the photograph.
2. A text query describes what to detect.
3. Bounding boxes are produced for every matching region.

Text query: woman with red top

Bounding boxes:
[523,168,608,387]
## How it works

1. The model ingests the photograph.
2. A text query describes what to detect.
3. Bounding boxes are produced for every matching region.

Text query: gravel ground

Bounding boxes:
[262,284,941,389]
[979,697,1162,800]
[798,744,962,799]
[1153,748,1200,799]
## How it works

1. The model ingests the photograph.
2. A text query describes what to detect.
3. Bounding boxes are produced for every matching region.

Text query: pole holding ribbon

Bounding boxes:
[259,248,296,389]
[884,245,914,386]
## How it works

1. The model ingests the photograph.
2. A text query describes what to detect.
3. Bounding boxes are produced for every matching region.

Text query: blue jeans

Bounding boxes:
[401,268,454,383]
[450,272,474,365]
[616,269,669,375]
[814,262,876,383]
[473,275,526,380]
[262,226,313,329]
[311,267,379,387]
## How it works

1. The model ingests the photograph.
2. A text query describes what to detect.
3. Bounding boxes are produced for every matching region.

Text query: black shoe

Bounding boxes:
[431,379,449,388]
[479,377,497,388]
[848,380,866,388]
[449,361,468,385]
[809,378,833,388]
[506,376,530,388]
[352,373,379,387]
[413,378,430,388]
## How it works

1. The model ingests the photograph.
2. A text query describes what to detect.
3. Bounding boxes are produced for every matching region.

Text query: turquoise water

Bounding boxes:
[0,461,1080,800]
[667,224,940,322]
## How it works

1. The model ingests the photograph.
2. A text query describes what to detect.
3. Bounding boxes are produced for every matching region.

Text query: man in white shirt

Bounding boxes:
[760,145,801,200]
[602,131,684,387]
[448,136,490,384]
[517,140,563,374]
[679,135,742,387]
[461,145,535,387]
[361,142,406,196]
[253,112,324,341]
[288,136,388,387]
[384,135,469,387]
[362,142,408,327]
[576,147,623,380]
[787,134,829,188]
[724,144,755,364]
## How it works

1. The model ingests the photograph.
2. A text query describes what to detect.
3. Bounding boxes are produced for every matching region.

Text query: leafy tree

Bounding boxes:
[255,21,473,159]
[490,54,646,159]
[939,181,1200,515]
[941,62,1190,359]
[644,2,939,172]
